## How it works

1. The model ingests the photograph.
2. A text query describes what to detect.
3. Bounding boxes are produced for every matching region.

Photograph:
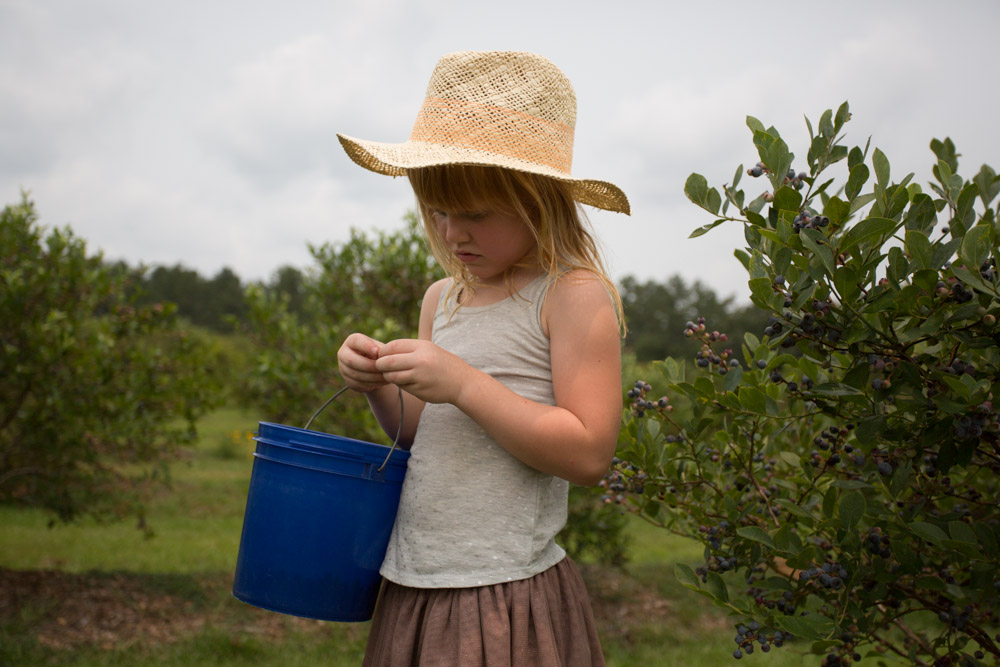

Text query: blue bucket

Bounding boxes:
[232,419,409,622]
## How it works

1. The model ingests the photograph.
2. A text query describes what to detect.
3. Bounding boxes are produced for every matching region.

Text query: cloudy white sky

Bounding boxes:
[2,0,998,302]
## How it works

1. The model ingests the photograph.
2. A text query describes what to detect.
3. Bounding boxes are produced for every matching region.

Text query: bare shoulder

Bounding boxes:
[541,269,617,337]
[423,277,452,305]
[418,278,452,339]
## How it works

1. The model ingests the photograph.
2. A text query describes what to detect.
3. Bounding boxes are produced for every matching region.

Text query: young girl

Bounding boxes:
[336,51,630,667]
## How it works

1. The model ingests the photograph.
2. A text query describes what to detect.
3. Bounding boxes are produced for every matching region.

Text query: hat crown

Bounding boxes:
[424,51,577,128]
[336,50,630,214]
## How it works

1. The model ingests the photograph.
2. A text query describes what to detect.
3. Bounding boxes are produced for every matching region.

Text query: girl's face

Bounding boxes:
[430,206,537,286]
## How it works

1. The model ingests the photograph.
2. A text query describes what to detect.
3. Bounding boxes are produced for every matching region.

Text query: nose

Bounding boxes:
[439,215,470,244]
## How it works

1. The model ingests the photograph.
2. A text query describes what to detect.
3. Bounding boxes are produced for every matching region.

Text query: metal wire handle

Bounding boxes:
[303,385,405,473]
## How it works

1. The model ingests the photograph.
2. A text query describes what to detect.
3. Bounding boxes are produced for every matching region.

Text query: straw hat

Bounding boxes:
[337,51,630,215]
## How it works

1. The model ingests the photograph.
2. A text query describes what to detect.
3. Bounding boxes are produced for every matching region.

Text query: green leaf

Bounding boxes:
[737,526,776,549]
[855,415,886,445]
[961,224,991,269]
[739,387,767,414]
[872,147,890,186]
[823,196,851,225]
[973,164,1000,207]
[723,365,743,392]
[833,265,860,303]
[705,571,729,602]
[775,613,835,641]
[674,563,700,588]
[685,173,709,208]
[811,383,863,396]
[904,193,938,233]
[910,521,948,546]
[840,217,899,254]
[975,523,998,556]
[904,230,933,270]
[846,164,870,202]
[949,520,977,545]
[799,228,836,275]
[748,277,773,306]
[822,485,838,519]
[839,490,865,530]
[746,116,765,133]
[773,186,802,214]
[765,138,794,192]
[834,101,851,132]
[689,219,726,239]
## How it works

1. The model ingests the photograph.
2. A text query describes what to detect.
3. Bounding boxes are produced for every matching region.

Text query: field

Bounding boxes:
[1,407,830,666]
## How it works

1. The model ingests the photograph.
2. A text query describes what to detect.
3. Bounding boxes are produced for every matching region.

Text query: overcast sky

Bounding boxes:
[3,0,998,302]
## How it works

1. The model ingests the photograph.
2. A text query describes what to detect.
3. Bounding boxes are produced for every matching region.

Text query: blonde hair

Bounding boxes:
[408,164,625,334]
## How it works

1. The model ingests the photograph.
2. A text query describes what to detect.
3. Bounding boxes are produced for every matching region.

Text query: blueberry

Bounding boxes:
[878,461,893,476]
[757,360,767,369]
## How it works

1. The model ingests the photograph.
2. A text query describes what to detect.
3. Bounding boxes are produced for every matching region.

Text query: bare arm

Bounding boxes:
[375,271,622,485]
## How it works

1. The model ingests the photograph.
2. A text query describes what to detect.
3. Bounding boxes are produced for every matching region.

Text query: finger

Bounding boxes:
[374,354,406,373]
[347,333,384,359]
[379,338,418,357]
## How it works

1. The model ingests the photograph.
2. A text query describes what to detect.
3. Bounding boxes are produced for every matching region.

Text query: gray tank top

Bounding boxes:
[379,275,568,588]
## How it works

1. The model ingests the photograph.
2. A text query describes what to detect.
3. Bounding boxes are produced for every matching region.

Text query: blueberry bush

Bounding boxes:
[611,103,1000,665]
[0,195,223,529]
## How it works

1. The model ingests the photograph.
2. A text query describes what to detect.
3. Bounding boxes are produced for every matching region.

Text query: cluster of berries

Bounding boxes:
[791,211,830,232]
[935,277,975,303]
[762,291,843,348]
[798,560,850,590]
[598,457,648,505]
[697,520,731,551]
[747,587,797,616]
[867,353,897,391]
[731,620,789,660]
[746,162,808,190]
[685,317,739,375]
[820,631,863,666]
[952,401,998,442]
[767,366,815,395]
[693,554,738,582]
[865,527,891,558]
[938,604,975,632]
[808,424,865,470]
[626,380,670,418]
[981,257,997,282]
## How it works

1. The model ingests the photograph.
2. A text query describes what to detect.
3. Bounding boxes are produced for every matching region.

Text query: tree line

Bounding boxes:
[113,253,768,362]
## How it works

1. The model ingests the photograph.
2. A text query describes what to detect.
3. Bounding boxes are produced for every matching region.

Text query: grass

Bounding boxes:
[0,405,856,666]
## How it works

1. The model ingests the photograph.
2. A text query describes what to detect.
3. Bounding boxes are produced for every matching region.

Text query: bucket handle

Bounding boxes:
[303,385,404,473]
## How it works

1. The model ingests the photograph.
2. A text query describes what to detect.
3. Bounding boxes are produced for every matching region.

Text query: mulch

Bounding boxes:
[1,564,677,651]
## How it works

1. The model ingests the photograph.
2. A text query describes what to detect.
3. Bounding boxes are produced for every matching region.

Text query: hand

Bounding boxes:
[374,338,472,405]
[337,333,388,393]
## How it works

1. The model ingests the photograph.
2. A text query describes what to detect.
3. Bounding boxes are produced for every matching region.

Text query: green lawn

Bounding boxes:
[0,406,843,666]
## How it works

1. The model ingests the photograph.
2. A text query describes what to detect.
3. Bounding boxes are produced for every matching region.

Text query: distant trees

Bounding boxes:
[620,274,770,362]
[133,264,248,332]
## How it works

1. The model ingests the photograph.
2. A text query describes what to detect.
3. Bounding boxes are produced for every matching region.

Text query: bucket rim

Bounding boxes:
[255,421,410,463]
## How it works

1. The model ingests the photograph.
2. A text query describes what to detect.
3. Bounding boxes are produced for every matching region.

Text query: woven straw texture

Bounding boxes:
[338,51,630,214]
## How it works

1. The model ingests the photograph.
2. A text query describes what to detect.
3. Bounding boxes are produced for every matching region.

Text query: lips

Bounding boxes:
[455,251,480,263]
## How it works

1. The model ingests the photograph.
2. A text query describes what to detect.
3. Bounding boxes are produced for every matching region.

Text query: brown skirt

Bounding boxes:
[362,556,605,667]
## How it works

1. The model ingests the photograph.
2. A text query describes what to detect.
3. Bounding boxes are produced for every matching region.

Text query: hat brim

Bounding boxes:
[337,134,630,215]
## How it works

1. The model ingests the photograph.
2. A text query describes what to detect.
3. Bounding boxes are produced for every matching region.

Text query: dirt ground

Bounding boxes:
[1,564,677,651]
